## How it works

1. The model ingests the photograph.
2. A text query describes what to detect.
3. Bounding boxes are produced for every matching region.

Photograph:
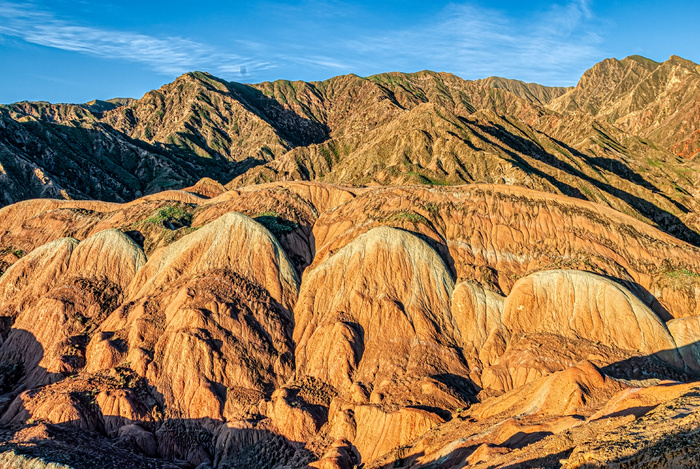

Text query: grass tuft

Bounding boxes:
[254,211,299,236]
[140,205,193,230]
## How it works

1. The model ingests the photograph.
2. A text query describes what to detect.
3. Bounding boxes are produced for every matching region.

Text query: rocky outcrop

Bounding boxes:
[0,230,145,389]
[326,401,445,462]
[563,383,700,468]
[473,362,626,420]
[502,270,681,365]
[86,213,298,422]
[0,237,78,318]
[183,177,227,199]
[126,212,298,307]
[294,226,469,409]
[0,182,699,468]
[310,185,700,319]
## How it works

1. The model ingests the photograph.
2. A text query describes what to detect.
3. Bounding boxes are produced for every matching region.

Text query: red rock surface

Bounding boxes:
[0,182,699,468]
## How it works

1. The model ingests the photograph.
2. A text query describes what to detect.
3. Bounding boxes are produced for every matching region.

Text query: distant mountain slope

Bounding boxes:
[0,70,571,207]
[0,105,231,205]
[549,55,700,158]
[475,76,572,104]
[101,71,330,167]
[231,65,700,245]
[0,56,698,244]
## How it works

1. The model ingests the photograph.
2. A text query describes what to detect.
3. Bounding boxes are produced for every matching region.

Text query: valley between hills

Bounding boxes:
[0,55,699,468]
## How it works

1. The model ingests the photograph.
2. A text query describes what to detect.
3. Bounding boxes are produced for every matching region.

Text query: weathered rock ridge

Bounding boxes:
[2,57,700,251]
[0,181,700,467]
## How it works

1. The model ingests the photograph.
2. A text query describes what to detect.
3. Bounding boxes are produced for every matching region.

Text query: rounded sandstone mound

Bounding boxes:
[0,237,78,316]
[451,281,505,363]
[85,213,301,421]
[0,229,147,388]
[127,212,299,309]
[294,226,469,408]
[309,185,700,319]
[2,181,700,468]
[66,229,146,292]
[502,270,682,367]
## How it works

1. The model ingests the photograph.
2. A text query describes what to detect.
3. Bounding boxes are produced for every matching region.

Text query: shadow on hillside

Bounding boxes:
[374,442,574,468]
[376,344,700,468]
[3,306,700,468]
[468,120,700,247]
[551,137,691,215]
[600,342,700,383]
[226,81,331,148]
[254,213,316,278]
[460,117,587,200]
[7,80,336,203]
[606,276,675,321]
[0,328,64,398]
[9,118,237,203]
[0,329,313,468]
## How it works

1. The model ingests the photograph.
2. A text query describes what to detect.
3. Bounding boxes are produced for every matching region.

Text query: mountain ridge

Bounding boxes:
[1,55,699,244]
[2,54,700,468]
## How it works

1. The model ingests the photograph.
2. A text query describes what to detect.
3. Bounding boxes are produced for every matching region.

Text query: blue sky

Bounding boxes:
[0,0,698,103]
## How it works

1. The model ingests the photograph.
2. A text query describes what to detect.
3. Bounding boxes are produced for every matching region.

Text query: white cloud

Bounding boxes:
[0,1,271,78]
[336,1,604,85]
[0,1,605,85]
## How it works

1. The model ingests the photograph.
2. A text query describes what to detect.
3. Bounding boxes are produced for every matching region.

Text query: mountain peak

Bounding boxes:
[623,54,660,67]
[2,54,700,468]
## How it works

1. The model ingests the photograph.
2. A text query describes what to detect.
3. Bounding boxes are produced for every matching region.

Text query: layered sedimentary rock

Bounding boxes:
[502,270,682,365]
[87,213,298,422]
[294,226,467,401]
[0,182,699,468]
[0,230,144,390]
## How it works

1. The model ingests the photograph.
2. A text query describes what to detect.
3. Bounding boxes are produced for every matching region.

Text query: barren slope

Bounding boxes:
[0,182,699,467]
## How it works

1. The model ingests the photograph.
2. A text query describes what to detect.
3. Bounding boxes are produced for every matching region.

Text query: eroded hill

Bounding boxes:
[1,181,700,467]
[2,57,699,249]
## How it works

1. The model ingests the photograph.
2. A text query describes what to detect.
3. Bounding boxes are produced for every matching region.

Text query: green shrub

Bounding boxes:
[0,246,23,258]
[142,205,193,230]
[254,211,299,236]
[665,268,700,279]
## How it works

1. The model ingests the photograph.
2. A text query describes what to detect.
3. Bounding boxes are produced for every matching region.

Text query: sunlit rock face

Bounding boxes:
[1,54,700,468]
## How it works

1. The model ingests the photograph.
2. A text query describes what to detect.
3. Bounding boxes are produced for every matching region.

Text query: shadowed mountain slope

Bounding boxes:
[2,57,699,249]
[231,65,700,245]
[1,55,700,467]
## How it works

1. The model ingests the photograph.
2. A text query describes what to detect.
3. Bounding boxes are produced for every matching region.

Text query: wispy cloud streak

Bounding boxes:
[0,2,272,78]
[0,0,604,85]
[341,0,603,84]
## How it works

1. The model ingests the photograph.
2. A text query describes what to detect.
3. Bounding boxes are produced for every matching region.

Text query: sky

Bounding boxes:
[0,0,698,103]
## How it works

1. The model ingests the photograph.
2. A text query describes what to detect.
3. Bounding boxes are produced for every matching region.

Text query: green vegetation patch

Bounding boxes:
[254,210,299,237]
[0,246,23,258]
[406,171,450,186]
[380,210,431,226]
[141,205,193,230]
[665,268,700,279]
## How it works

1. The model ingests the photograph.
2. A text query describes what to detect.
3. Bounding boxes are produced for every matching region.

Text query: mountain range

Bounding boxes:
[2,56,699,243]
[1,55,700,468]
